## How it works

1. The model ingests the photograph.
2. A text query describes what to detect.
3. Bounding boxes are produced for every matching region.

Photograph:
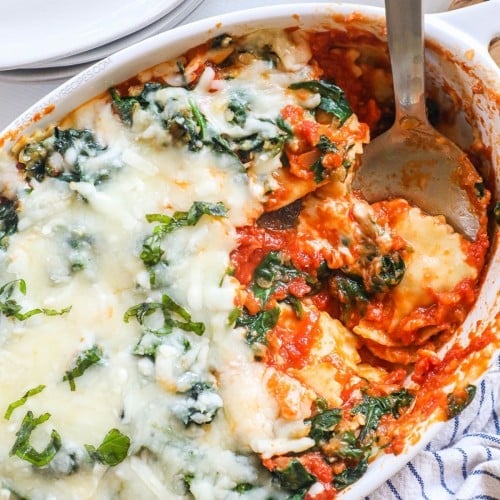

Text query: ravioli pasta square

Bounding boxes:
[0,27,494,499]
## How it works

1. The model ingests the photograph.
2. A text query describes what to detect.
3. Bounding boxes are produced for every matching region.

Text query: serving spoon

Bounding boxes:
[352,0,481,240]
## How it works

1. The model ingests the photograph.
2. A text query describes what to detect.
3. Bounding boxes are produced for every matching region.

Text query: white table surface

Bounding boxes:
[0,0,453,131]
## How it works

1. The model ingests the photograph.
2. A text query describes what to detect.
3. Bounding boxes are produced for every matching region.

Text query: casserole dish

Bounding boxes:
[0,2,498,499]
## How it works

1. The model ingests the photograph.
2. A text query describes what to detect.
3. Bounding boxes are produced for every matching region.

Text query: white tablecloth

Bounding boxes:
[0,1,498,499]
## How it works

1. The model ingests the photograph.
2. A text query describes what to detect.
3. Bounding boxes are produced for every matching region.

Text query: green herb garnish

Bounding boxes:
[125,293,205,340]
[63,345,103,391]
[85,428,130,466]
[4,385,46,420]
[0,279,71,321]
[9,411,61,467]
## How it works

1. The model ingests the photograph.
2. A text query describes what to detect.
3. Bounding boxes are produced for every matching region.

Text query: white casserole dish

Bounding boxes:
[0,2,498,498]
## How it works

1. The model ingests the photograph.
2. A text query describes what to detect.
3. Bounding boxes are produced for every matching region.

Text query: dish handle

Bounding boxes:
[432,0,500,53]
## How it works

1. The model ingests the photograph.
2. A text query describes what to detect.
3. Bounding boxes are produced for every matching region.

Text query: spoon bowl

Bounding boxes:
[352,0,483,240]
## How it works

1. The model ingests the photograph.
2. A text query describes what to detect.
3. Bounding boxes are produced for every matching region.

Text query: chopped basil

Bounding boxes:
[234,307,280,345]
[0,279,71,321]
[4,385,46,420]
[289,80,353,124]
[446,384,476,419]
[63,345,103,391]
[494,202,500,225]
[351,389,414,442]
[85,428,130,466]
[9,411,61,467]
[140,201,228,281]
[0,197,18,249]
[123,294,205,335]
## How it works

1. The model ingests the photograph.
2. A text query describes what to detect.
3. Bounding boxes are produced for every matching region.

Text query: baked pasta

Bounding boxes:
[0,27,494,500]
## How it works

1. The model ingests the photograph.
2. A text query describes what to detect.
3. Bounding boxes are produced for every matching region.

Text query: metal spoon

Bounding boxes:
[352,0,481,240]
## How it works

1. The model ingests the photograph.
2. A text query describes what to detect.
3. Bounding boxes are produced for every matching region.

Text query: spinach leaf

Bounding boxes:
[65,229,94,273]
[166,102,207,152]
[289,80,353,124]
[4,385,46,420]
[176,382,222,426]
[365,252,405,293]
[251,251,314,305]
[305,408,342,444]
[272,459,316,492]
[228,95,249,127]
[310,157,327,184]
[0,197,18,248]
[85,428,130,466]
[336,431,370,460]
[316,135,338,153]
[63,345,103,391]
[333,458,368,490]
[109,83,163,125]
[125,293,205,342]
[9,411,61,467]
[351,390,414,442]
[234,307,280,345]
[18,127,110,184]
[329,273,369,305]
[446,384,476,419]
[0,279,71,321]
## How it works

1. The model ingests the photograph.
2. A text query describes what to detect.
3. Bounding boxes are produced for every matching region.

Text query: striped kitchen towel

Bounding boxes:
[369,353,500,500]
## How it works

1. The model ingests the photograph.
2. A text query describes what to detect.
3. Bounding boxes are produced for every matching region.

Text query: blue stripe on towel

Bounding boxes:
[492,389,499,435]
[432,451,455,495]
[407,462,429,500]
[464,433,500,445]
[466,496,499,500]
[448,415,460,446]
[456,447,469,479]
[471,469,500,482]
[386,479,402,500]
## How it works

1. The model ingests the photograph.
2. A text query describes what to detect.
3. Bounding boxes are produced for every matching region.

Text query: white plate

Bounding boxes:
[17,0,204,70]
[0,0,186,70]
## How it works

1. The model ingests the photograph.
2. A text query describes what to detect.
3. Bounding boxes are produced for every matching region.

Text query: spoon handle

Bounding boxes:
[385,0,428,123]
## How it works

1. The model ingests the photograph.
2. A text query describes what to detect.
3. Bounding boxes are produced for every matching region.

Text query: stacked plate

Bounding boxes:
[0,0,203,82]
